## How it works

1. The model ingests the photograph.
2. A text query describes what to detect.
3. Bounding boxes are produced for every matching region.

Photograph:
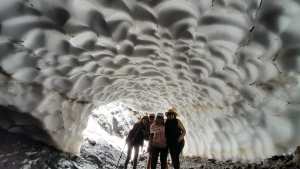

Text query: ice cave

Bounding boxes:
[1,0,300,168]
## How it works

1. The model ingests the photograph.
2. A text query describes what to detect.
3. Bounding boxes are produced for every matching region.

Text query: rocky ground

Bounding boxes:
[1,128,300,169]
[0,128,124,169]
[181,155,299,169]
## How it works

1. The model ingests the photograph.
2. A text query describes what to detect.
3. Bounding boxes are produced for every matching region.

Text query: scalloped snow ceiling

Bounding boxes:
[1,0,300,161]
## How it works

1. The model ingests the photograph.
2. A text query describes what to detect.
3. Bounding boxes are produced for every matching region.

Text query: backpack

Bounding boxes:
[126,122,146,146]
[150,123,167,148]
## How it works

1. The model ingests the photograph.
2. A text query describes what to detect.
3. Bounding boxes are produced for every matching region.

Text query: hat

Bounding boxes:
[165,108,178,116]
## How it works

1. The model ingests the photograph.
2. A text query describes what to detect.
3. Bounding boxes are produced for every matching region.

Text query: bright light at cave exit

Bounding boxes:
[83,101,148,154]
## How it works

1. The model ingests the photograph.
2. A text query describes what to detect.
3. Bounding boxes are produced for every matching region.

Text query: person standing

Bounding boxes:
[149,113,168,169]
[147,113,156,169]
[165,108,186,169]
[124,116,149,169]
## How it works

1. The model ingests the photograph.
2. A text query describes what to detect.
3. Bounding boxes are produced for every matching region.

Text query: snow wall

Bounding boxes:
[1,0,300,161]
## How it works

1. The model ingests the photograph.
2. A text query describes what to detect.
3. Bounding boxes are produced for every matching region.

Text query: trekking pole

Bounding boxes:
[116,143,127,169]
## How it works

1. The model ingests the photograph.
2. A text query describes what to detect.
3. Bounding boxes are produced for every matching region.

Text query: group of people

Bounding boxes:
[124,108,186,169]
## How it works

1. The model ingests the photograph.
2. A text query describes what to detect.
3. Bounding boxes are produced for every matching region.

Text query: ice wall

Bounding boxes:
[0,0,300,161]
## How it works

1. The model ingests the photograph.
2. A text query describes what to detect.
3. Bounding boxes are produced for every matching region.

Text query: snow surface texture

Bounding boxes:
[0,0,300,161]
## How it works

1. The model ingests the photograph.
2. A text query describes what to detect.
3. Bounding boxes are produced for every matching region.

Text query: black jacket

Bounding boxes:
[126,122,147,146]
[165,119,183,145]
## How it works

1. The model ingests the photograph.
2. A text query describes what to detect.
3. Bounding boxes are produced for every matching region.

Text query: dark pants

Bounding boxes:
[124,144,140,169]
[146,151,152,169]
[168,141,184,169]
[151,146,168,169]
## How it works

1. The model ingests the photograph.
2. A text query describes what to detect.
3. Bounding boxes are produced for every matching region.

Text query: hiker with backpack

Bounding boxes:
[124,115,149,169]
[147,113,156,169]
[149,113,168,169]
[165,108,186,169]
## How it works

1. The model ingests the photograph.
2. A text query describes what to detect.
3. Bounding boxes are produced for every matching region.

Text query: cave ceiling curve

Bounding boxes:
[1,0,300,161]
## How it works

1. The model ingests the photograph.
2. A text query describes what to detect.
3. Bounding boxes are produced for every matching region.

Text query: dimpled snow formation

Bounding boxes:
[0,0,300,161]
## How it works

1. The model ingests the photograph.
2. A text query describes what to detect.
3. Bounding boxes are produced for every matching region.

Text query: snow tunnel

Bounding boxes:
[0,0,300,162]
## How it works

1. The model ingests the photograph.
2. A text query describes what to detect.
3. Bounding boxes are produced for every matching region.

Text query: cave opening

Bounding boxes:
[1,0,300,168]
[82,101,147,152]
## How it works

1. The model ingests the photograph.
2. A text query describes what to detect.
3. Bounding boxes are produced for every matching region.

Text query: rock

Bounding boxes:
[294,146,300,164]
[208,158,216,163]
[87,139,96,146]
[0,128,120,169]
